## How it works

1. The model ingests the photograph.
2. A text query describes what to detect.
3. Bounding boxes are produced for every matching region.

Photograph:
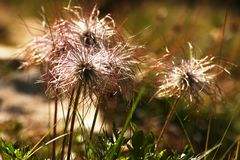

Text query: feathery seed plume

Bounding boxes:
[153,44,229,103]
[45,44,139,97]
[21,6,119,68]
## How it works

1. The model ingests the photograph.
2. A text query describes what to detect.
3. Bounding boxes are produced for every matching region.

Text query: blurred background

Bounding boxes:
[0,0,240,158]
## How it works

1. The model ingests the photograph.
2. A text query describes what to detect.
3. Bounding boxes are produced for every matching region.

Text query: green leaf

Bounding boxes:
[130,122,139,132]
[157,149,167,159]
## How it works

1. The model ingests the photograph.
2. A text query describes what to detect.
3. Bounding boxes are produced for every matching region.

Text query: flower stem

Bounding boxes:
[52,95,58,160]
[90,105,99,140]
[60,90,75,160]
[176,112,195,153]
[157,97,180,147]
[66,86,81,160]
[205,110,213,160]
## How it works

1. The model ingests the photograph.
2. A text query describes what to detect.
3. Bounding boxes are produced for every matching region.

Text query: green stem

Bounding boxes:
[66,86,81,160]
[205,111,213,160]
[176,112,195,153]
[212,112,234,160]
[234,140,240,160]
[104,87,145,160]
[157,97,180,147]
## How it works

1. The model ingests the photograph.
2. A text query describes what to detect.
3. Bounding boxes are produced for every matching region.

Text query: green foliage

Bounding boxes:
[124,127,195,160]
[128,130,155,159]
[81,123,196,160]
[0,139,33,160]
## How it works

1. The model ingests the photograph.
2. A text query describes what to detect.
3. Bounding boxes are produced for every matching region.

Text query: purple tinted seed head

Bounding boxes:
[66,5,120,48]
[20,5,140,101]
[20,6,120,68]
[20,20,81,67]
[44,43,139,98]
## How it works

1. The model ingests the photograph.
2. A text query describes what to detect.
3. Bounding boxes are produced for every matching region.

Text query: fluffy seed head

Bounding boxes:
[20,5,140,101]
[66,6,119,48]
[153,46,229,103]
[45,48,103,98]
[20,6,119,68]
[20,20,80,67]
[44,43,139,98]
[97,44,139,96]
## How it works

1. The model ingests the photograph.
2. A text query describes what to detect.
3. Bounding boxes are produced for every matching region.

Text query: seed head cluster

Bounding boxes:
[21,6,139,99]
[153,46,229,103]
[21,6,229,105]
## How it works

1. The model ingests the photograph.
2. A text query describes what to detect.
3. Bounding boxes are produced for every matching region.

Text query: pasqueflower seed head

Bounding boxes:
[154,46,229,103]
[20,20,79,67]
[66,5,119,48]
[96,44,140,96]
[45,43,139,98]
[20,5,140,101]
[45,47,103,97]
[20,6,119,68]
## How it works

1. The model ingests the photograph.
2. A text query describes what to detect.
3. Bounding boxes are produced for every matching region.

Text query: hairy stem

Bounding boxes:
[52,95,58,160]
[60,90,75,160]
[66,86,81,160]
